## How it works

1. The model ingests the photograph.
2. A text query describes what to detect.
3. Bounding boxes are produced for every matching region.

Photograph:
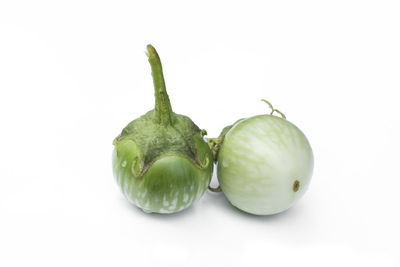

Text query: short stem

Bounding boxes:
[146,44,173,126]
[208,185,222,193]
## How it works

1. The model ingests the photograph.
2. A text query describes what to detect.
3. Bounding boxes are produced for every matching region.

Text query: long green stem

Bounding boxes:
[146,44,173,126]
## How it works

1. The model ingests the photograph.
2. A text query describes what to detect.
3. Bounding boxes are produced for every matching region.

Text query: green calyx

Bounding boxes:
[113,45,211,178]
[207,118,245,162]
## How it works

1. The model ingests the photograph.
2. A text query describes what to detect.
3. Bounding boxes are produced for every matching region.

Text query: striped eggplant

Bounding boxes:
[112,45,213,214]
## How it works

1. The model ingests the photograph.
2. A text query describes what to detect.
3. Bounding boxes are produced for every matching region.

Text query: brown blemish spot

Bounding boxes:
[293,180,300,192]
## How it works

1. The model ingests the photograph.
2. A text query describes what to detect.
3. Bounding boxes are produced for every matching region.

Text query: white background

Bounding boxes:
[1,0,399,266]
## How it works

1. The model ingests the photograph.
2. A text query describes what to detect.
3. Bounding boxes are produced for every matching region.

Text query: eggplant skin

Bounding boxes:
[112,135,213,214]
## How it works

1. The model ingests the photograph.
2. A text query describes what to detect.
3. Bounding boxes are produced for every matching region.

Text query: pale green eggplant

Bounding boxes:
[209,101,314,215]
